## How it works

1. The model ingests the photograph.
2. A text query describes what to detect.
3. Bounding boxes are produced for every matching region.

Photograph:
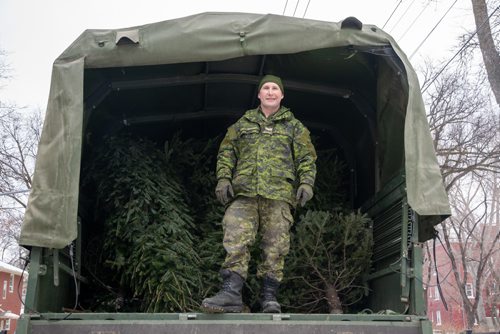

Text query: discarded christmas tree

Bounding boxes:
[85,135,202,312]
[282,210,373,313]
[163,134,227,300]
[81,133,372,314]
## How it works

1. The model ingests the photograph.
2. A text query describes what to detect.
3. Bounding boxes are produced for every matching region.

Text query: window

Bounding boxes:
[436,310,442,326]
[465,283,474,298]
[9,273,14,292]
[5,319,10,330]
[2,280,6,299]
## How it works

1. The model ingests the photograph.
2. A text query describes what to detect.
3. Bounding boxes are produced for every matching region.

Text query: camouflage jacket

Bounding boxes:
[216,106,317,206]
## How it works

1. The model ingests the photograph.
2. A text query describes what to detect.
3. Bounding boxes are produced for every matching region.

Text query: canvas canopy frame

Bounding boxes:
[20,12,450,249]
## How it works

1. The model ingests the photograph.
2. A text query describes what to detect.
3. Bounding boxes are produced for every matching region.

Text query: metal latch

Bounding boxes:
[272,314,290,321]
[179,313,197,320]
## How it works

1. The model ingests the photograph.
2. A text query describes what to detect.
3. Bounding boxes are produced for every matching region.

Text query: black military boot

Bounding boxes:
[261,276,281,313]
[201,269,244,313]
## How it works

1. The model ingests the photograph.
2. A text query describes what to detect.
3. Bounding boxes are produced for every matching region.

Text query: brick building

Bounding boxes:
[425,238,499,334]
[0,261,27,334]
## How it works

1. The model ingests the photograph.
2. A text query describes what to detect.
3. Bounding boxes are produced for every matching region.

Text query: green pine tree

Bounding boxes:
[282,210,373,313]
[86,134,202,312]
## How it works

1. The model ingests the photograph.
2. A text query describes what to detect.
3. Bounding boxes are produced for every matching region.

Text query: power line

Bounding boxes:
[398,1,431,41]
[421,4,500,94]
[282,0,289,15]
[293,0,301,17]
[302,0,311,18]
[409,0,459,60]
[389,0,417,33]
[383,0,403,29]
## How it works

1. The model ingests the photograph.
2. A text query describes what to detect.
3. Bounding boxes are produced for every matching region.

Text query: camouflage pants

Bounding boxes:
[221,196,293,282]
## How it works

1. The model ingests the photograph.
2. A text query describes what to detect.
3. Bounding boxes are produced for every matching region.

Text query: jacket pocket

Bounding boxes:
[232,166,256,195]
[271,169,296,183]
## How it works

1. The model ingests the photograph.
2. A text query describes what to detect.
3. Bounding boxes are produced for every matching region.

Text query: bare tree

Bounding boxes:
[0,109,42,205]
[471,0,500,107]
[423,0,499,107]
[422,54,500,330]
[0,48,41,265]
[0,108,42,264]
[423,60,500,191]
[0,210,26,266]
[0,48,13,121]
[441,174,500,330]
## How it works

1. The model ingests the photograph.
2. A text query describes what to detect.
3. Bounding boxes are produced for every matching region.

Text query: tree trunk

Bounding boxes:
[465,306,476,331]
[441,222,475,327]
[325,283,343,314]
[471,0,500,107]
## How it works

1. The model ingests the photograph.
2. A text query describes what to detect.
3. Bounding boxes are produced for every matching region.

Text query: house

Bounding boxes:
[0,261,27,334]
[425,237,499,334]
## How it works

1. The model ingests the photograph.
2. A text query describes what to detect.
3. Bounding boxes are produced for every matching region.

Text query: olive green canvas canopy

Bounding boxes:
[20,12,450,248]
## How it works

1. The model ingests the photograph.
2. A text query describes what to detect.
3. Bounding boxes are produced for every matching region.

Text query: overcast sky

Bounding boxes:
[0,0,475,110]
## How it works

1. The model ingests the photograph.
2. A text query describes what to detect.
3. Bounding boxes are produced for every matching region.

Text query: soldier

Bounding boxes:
[201,75,317,313]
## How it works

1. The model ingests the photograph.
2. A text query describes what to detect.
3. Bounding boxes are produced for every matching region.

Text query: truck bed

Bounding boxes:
[18,313,432,334]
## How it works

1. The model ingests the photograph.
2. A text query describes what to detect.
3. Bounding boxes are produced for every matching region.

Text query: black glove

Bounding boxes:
[296,184,314,207]
[215,178,234,205]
